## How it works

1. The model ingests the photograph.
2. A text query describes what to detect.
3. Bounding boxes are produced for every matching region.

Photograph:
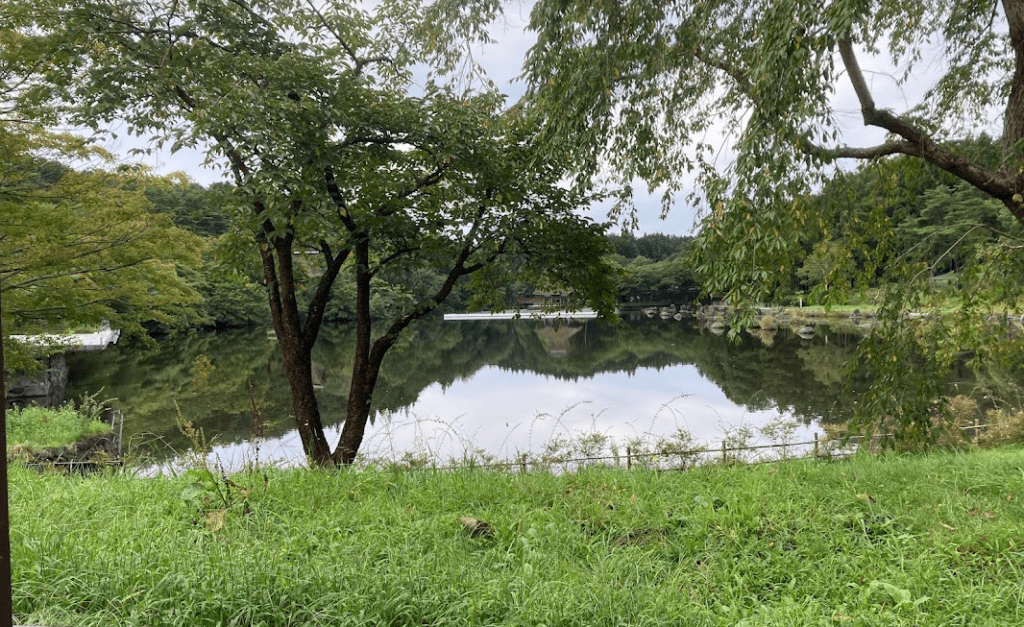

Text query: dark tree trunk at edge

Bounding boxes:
[0,277,14,627]
[336,238,374,466]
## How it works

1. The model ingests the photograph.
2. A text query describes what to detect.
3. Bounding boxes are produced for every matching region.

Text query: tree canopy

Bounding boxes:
[6,0,618,465]
[525,0,1024,443]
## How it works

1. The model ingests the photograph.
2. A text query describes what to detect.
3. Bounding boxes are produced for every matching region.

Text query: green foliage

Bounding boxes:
[613,254,701,304]
[606,233,700,304]
[145,177,233,238]
[525,0,1024,445]
[609,232,690,262]
[6,404,109,450]
[10,448,1024,625]
[0,126,204,365]
[194,273,270,328]
[7,0,620,462]
[894,182,1006,275]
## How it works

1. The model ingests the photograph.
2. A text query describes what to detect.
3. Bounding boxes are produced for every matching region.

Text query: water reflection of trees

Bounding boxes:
[67,317,876,457]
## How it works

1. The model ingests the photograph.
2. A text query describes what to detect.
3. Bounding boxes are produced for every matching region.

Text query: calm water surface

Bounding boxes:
[65,315,865,469]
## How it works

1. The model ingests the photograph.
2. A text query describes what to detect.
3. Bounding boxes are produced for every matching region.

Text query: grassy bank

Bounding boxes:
[11,447,1024,626]
[6,404,110,452]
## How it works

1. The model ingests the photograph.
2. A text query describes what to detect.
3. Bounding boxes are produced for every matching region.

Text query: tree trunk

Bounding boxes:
[260,234,333,466]
[0,276,14,627]
[1001,0,1024,216]
[332,241,477,465]
[278,331,333,466]
[335,237,373,465]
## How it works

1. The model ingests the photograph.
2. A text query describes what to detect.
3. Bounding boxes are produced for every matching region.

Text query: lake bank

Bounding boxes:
[11,446,1024,626]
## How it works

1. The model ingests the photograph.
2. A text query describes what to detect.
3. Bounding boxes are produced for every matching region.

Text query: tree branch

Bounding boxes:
[377,157,453,217]
[302,243,351,348]
[323,165,358,232]
[2,258,153,291]
[301,0,393,74]
[693,38,1021,219]
[836,38,1022,220]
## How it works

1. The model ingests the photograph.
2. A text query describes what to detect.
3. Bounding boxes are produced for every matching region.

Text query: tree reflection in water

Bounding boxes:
[65,315,876,468]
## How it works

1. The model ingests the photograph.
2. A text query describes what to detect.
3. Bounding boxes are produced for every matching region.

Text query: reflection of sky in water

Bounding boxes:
[190,362,817,473]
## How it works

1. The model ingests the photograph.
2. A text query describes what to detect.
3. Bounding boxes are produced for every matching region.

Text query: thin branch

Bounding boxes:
[3,258,153,291]
[301,0,392,73]
[376,157,453,218]
[368,245,419,277]
[7,297,126,316]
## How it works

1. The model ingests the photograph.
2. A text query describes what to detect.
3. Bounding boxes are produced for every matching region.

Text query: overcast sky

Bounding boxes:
[102,6,1000,237]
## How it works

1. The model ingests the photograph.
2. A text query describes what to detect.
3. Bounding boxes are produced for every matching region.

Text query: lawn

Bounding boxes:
[10,447,1024,626]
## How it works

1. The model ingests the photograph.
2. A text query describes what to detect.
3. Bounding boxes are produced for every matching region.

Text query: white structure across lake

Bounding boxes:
[444,310,599,321]
[12,321,121,353]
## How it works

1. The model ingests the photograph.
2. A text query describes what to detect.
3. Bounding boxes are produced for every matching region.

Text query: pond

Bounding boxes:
[65,314,869,470]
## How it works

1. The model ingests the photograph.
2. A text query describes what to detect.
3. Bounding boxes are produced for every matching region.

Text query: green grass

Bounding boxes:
[6,405,110,451]
[10,447,1024,626]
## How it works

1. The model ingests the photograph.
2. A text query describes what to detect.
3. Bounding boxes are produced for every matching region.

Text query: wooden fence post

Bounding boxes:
[721,441,727,463]
[626,446,632,471]
[814,432,819,459]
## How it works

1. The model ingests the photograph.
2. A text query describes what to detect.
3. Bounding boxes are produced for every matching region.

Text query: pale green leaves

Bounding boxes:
[0,126,202,360]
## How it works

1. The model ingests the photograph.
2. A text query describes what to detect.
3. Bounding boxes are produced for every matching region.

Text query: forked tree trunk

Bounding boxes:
[332,236,475,465]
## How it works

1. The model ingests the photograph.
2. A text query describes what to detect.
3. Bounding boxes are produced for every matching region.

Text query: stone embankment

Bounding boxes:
[8,431,120,466]
[694,304,878,337]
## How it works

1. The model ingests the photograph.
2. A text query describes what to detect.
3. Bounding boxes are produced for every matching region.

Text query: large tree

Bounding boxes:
[8,0,617,465]
[525,0,1024,443]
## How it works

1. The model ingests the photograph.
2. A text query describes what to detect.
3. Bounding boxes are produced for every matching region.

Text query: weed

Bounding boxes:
[173,402,211,471]
[720,423,755,463]
[75,388,116,422]
[654,428,701,469]
[246,381,266,472]
[759,417,801,459]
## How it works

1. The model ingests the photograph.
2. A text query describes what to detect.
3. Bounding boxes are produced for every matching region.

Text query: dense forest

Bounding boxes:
[7,136,1016,339]
[2,156,704,339]
[141,176,702,329]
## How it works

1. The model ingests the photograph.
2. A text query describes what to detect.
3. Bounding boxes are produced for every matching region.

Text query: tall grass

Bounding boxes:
[10,446,1024,626]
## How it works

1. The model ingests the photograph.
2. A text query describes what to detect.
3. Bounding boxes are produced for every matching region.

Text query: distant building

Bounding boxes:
[514,292,569,309]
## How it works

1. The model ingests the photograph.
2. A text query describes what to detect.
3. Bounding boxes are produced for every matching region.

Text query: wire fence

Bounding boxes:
[47,415,1019,477]
[408,421,1011,474]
